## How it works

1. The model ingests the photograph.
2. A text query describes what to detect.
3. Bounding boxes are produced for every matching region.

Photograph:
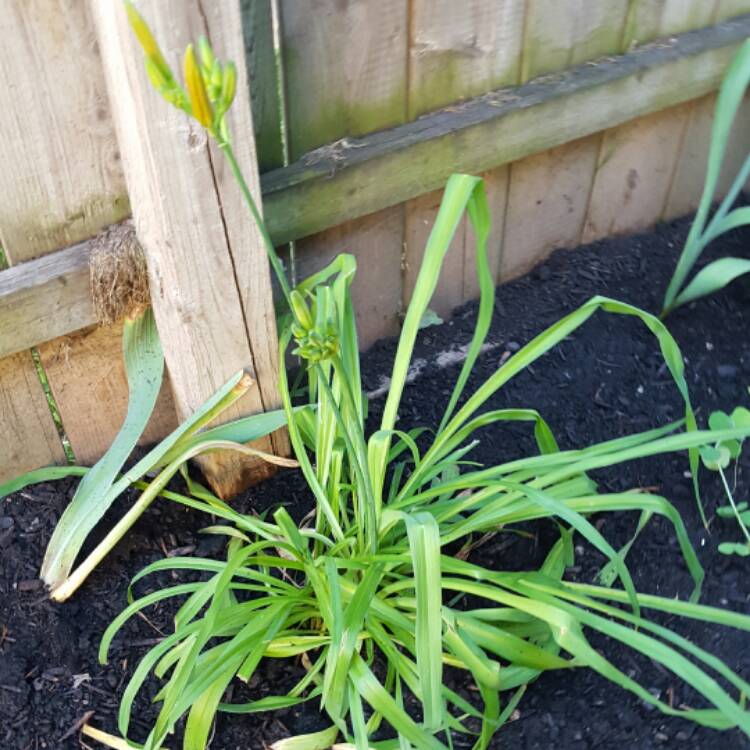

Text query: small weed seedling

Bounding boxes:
[701,401,750,557]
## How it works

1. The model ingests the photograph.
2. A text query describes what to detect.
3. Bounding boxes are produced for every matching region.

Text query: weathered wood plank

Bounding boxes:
[714,1,750,22]
[202,2,289,463]
[408,0,524,118]
[503,1,627,287]
[262,16,750,245]
[0,0,128,477]
[521,0,630,81]
[281,0,408,345]
[0,0,128,262]
[91,0,285,497]
[404,0,522,315]
[664,92,750,218]
[240,0,284,172]
[502,135,601,281]
[278,0,408,159]
[583,102,692,243]
[625,0,724,48]
[0,352,66,483]
[38,324,178,465]
[0,241,94,359]
[3,19,750,355]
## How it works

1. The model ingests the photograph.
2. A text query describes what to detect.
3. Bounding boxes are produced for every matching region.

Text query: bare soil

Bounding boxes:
[2,212,750,749]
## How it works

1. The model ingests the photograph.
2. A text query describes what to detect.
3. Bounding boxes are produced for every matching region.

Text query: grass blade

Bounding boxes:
[663,38,750,311]
[672,257,750,308]
[403,513,444,731]
[0,465,89,499]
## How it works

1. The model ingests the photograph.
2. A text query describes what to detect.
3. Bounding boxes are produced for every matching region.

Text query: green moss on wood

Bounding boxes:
[282,46,407,160]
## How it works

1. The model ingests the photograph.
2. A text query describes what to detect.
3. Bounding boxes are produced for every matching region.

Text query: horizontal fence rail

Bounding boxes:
[1,15,749,360]
[263,15,750,243]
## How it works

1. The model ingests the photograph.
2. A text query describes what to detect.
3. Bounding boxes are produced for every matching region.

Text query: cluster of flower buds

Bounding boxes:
[125,1,236,142]
[289,290,339,364]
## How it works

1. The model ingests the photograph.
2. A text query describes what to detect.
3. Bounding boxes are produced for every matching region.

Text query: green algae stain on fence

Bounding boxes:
[521,0,631,82]
[282,47,407,159]
[278,0,409,160]
[407,0,526,119]
[624,0,721,49]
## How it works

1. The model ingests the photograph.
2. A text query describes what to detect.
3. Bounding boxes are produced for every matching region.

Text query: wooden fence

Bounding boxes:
[2,0,750,489]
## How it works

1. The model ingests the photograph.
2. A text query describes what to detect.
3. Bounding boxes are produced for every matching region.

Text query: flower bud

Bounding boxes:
[198,36,215,72]
[125,1,172,81]
[184,44,214,129]
[290,290,314,330]
[220,62,237,111]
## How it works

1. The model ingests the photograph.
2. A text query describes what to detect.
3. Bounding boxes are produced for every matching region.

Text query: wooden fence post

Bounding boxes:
[90,0,287,497]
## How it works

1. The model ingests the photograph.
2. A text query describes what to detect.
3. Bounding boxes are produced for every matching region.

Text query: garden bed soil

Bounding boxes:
[2,212,750,750]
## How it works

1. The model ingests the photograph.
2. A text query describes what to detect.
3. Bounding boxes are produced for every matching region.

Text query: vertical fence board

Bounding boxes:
[501,135,600,281]
[0,353,65,483]
[0,0,135,476]
[521,0,630,81]
[408,0,525,118]
[280,0,409,347]
[92,0,285,497]
[624,0,725,49]
[714,0,750,22]
[0,2,128,262]
[503,3,630,283]
[583,103,692,243]
[279,0,408,158]
[665,94,750,219]
[404,0,522,316]
[203,2,289,462]
[240,0,284,172]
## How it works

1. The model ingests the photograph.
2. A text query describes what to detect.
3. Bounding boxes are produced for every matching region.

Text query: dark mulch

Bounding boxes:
[2,213,750,750]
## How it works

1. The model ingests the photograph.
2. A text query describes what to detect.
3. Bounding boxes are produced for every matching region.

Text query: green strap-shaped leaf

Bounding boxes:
[269,725,339,750]
[672,257,750,309]
[41,307,164,588]
[402,512,444,732]
[0,465,89,499]
[322,562,385,720]
[349,655,447,750]
[377,174,488,471]
[663,38,750,312]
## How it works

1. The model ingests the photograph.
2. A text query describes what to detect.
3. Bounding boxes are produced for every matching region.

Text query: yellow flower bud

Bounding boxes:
[184,43,214,129]
[221,62,237,112]
[125,1,171,80]
[290,290,314,330]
